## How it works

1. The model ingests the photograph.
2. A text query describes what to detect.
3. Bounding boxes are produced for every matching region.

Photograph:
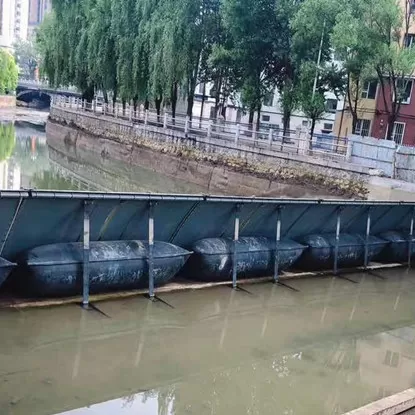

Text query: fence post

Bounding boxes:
[145,110,149,126]
[252,127,257,142]
[185,116,189,136]
[364,208,372,269]
[232,204,241,289]
[82,201,92,309]
[346,139,353,162]
[115,103,118,118]
[409,207,415,268]
[163,112,168,129]
[129,104,132,122]
[76,98,80,111]
[93,97,97,113]
[274,206,282,283]
[333,207,342,275]
[235,124,240,145]
[268,128,273,149]
[103,102,106,115]
[207,120,212,140]
[148,202,155,299]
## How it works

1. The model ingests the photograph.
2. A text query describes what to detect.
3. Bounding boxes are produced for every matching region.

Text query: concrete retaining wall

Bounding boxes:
[48,107,370,198]
[396,146,415,183]
[348,135,396,177]
[0,95,16,108]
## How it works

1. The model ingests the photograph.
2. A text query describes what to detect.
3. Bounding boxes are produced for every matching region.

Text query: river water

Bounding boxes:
[1,111,415,415]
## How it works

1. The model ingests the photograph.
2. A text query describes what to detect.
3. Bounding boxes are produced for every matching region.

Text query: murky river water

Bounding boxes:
[1,270,415,415]
[1,111,415,415]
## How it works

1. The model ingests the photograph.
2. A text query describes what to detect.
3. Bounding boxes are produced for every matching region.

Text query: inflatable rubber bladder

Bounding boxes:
[297,234,387,270]
[13,241,191,297]
[0,257,16,289]
[183,236,306,282]
[378,231,414,263]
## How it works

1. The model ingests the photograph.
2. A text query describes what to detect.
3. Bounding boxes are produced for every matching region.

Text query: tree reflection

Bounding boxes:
[0,123,16,161]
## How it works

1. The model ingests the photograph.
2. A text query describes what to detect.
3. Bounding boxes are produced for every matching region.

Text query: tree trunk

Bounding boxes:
[187,94,194,120]
[199,83,206,128]
[213,76,223,120]
[171,82,178,124]
[283,111,291,142]
[155,95,162,124]
[112,91,117,113]
[103,90,108,105]
[133,96,138,118]
[309,118,316,150]
[256,103,261,132]
[122,99,126,116]
[144,99,149,110]
[82,85,94,103]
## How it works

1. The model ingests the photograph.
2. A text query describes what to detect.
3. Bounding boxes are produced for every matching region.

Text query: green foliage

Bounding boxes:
[13,39,39,80]
[0,50,18,94]
[0,124,16,161]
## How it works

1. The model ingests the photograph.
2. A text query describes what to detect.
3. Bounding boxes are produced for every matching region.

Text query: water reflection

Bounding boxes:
[2,270,415,415]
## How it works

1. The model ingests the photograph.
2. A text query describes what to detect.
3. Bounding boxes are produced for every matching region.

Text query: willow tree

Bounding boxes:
[87,0,117,103]
[221,0,279,128]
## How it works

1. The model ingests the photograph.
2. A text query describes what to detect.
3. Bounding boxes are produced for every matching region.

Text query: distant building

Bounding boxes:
[28,0,51,37]
[0,0,16,49]
[0,0,29,49]
[14,0,29,41]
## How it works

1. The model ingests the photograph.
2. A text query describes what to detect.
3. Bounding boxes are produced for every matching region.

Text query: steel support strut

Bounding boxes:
[409,207,415,268]
[364,208,372,269]
[82,201,92,308]
[148,202,155,299]
[232,204,241,289]
[333,207,342,275]
[274,206,282,283]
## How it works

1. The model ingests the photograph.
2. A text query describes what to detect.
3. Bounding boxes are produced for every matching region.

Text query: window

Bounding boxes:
[197,83,205,95]
[263,91,274,107]
[405,34,415,48]
[396,79,413,104]
[325,99,338,113]
[389,122,406,144]
[361,81,378,99]
[323,123,333,131]
[384,350,399,368]
[353,119,371,137]
[302,120,308,127]
[411,0,415,14]
[262,115,270,122]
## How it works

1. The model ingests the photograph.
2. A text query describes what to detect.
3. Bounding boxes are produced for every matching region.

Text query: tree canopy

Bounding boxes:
[0,50,19,95]
[36,0,415,132]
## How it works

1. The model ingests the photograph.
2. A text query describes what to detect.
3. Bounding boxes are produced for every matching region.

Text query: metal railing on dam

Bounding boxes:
[52,96,349,162]
[0,190,414,306]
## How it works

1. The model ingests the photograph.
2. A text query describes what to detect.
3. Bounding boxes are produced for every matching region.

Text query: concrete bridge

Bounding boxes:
[16,80,81,108]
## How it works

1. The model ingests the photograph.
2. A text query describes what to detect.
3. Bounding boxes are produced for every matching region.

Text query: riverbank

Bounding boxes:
[0,106,49,125]
[48,107,368,198]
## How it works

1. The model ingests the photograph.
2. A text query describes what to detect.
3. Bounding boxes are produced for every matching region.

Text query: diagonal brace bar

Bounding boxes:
[232,204,241,289]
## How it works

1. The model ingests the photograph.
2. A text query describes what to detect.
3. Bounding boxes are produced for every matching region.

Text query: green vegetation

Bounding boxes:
[0,124,16,161]
[36,0,415,132]
[0,50,19,95]
[13,39,39,80]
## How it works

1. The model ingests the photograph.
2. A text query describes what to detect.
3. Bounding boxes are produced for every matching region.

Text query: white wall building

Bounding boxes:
[0,0,16,50]
[191,82,343,137]
[14,0,29,41]
[0,0,29,50]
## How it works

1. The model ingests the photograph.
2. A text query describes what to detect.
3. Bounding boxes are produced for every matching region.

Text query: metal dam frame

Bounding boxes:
[0,190,414,306]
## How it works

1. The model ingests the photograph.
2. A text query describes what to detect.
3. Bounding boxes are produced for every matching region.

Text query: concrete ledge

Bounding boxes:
[343,388,415,415]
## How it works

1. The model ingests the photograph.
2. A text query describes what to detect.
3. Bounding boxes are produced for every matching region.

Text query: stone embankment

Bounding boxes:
[49,105,369,199]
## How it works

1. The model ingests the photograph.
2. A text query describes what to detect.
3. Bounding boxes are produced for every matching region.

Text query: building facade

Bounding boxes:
[334,0,415,146]
[0,0,16,50]
[14,0,29,41]
[28,0,51,37]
